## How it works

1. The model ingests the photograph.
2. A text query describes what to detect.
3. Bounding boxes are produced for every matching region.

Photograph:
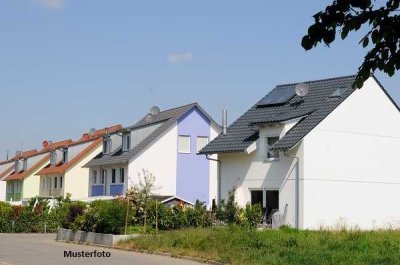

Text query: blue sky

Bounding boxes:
[0,0,399,158]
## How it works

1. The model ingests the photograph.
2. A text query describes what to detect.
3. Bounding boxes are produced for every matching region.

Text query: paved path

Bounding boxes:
[0,234,200,265]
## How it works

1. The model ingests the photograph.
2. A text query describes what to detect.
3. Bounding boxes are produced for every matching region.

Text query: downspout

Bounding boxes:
[284,151,300,229]
[205,154,222,203]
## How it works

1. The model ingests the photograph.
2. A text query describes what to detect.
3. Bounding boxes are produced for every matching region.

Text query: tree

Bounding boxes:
[301,0,400,88]
[126,169,157,232]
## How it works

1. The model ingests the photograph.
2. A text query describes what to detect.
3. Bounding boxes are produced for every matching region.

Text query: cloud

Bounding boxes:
[167,52,193,64]
[33,0,64,10]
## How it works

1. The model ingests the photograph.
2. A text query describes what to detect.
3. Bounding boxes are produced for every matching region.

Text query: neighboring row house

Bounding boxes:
[84,103,221,207]
[200,75,400,229]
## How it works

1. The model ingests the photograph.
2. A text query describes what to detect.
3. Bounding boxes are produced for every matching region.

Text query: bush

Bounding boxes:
[94,199,130,235]
[242,203,263,228]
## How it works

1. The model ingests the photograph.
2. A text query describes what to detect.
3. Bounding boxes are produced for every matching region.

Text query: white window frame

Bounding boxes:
[119,168,125,183]
[103,138,112,154]
[122,133,131,151]
[101,169,107,184]
[23,159,28,171]
[111,168,116,183]
[50,151,57,165]
[62,149,68,163]
[92,170,97,184]
[178,135,191,154]
[265,136,280,162]
[196,136,209,153]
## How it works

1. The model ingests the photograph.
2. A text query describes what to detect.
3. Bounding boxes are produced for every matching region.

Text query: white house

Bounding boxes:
[200,75,400,230]
[84,103,221,207]
[0,159,14,201]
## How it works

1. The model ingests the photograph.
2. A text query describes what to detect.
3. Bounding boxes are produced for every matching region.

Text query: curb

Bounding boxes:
[113,246,227,265]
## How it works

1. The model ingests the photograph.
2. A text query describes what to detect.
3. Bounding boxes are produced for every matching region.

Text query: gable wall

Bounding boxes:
[303,77,400,229]
[128,124,178,197]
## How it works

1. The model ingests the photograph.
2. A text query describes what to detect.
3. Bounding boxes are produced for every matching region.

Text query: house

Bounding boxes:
[0,159,14,201]
[35,125,122,200]
[200,75,400,230]
[84,103,221,207]
[2,148,53,202]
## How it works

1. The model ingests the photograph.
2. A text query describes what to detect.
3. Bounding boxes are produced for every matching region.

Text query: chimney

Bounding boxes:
[222,109,228,135]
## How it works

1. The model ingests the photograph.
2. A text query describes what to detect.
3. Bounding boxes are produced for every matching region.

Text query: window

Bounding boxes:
[251,190,263,207]
[93,170,97,184]
[14,161,20,172]
[101,170,107,184]
[265,137,280,160]
[112,169,116,183]
[103,138,112,154]
[50,151,57,165]
[329,86,348,98]
[178,135,191,153]
[60,176,63,189]
[250,189,279,216]
[23,159,28,171]
[119,168,125,183]
[62,149,68,163]
[122,133,131,151]
[54,177,58,189]
[196,136,209,153]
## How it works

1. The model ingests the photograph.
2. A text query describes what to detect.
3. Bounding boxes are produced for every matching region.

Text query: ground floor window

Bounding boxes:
[250,189,279,217]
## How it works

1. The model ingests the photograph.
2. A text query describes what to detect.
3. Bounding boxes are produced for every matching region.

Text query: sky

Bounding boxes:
[0,0,399,159]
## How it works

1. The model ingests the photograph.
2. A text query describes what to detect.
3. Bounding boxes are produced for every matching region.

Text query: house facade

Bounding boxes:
[200,75,400,230]
[85,103,220,207]
[35,125,121,200]
[0,160,14,201]
[2,149,51,202]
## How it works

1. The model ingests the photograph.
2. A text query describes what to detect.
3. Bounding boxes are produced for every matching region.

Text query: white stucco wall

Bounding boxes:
[303,77,400,229]
[207,123,221,206]
[219,124,303,227]
[0,161,13,201]
[128,124,178,196]
[64,144,103,199]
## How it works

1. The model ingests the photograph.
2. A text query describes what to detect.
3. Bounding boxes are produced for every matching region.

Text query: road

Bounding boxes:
[0,234,200,265]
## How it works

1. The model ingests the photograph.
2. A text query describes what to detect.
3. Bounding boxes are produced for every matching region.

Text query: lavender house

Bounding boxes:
[84,103,221,207]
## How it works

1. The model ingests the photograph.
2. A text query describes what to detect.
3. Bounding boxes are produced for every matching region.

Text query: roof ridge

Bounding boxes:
[276,74,357,88]
[155,102,197,114]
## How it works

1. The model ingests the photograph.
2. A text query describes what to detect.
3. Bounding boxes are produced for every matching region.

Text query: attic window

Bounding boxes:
[122,133,131,151]
[23,159,28,171]
[62,148,68,163]
[265,137,280,161]
[50,152,57,165]
[14,161,21,172]
[103,138,112,154]
[329,86,348,98]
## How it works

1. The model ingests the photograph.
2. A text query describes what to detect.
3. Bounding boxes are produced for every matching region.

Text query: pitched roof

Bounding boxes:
[0,165,14,180]
[36,138,102,175]
[84,103,219,167]
[35,125,121,175]
[200,75,358,154]
[3,154,50,181]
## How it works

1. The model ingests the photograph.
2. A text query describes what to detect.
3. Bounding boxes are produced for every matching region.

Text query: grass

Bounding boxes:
[118,226,400,265]
[126,225,147,235]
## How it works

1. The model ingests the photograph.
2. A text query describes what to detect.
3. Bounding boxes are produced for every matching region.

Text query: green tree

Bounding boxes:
[126,169,157,232]
[302,0,400,88]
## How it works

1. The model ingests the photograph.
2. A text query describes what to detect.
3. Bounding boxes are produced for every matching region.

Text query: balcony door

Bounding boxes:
[250,189,279,216]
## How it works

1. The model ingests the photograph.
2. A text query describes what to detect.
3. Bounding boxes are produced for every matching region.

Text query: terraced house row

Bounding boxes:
[1,74,400,229]
[0,103,220,207]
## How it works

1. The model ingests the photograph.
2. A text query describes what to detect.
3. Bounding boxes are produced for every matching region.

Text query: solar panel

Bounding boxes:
[257,86,296,106]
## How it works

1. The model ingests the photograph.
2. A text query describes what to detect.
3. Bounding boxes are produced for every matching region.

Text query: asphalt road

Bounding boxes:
[0,234,200,265]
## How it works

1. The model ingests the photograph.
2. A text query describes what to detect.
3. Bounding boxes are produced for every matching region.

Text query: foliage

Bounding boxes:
[122,226,400,265]
[94,199,130,235]
[302,0,400,88]
[126,169,157,231]
[242,203,263,228]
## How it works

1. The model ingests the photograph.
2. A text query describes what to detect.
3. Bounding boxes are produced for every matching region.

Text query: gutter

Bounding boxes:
[205,154,222,203]
[284,151,300,229]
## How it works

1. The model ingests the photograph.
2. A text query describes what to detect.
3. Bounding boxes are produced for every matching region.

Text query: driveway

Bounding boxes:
[0,234,200,265]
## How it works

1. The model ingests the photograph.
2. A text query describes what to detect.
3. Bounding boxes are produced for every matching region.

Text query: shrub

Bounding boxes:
[94,199,129,235]
[242,203,263,228]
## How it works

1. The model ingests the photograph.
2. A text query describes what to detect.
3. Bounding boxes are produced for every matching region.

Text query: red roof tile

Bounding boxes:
[3,155,50,181]
[36,138,102,175]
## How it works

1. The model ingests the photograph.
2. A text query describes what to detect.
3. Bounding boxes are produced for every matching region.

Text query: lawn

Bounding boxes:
[118,226,400,265]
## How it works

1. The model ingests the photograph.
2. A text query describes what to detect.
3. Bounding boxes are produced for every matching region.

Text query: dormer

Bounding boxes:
[103,136,112,154]
[122,131,131,151]
[14,160,21,172]
[50,151,57,165]
[62,148,68,163]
